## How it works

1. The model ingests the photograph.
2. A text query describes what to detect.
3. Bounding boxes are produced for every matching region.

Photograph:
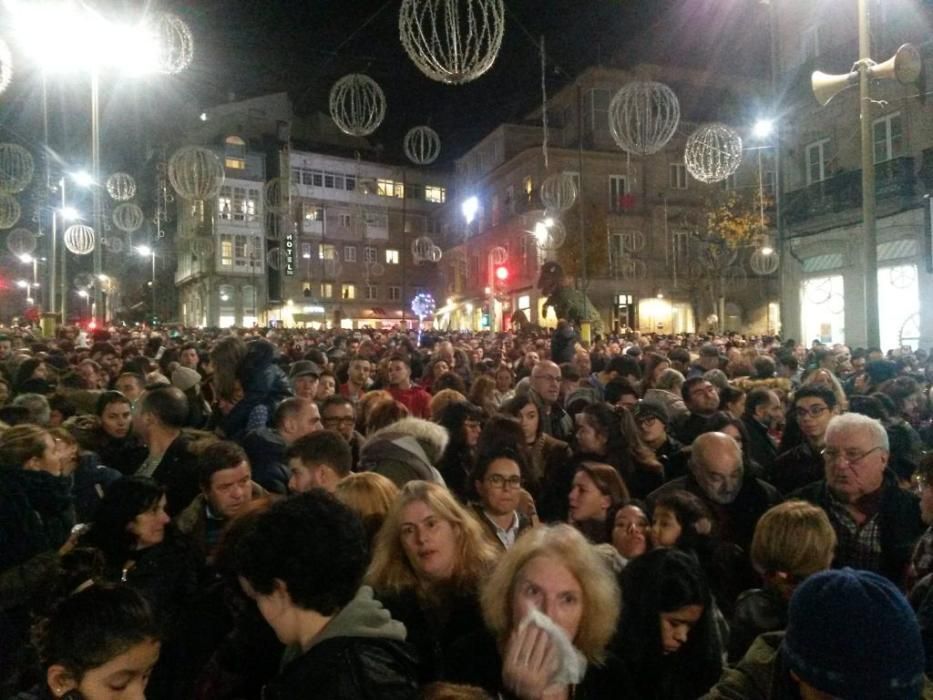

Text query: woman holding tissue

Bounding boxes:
[446,525,634,698]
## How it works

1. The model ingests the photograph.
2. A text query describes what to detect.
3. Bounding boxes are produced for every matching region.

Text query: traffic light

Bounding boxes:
[495,265,509,282]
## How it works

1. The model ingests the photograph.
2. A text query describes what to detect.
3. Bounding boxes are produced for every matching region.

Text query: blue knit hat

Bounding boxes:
[782,568,925,700]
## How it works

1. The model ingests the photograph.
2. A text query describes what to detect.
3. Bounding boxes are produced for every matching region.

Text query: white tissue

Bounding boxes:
[518,606,588,686]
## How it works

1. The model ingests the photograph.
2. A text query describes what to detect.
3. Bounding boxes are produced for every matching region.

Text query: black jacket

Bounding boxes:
[241,427,289,495]
[742,416,779,476]
[151,434,201,517]
[221,340,292,441]
[770,442,823,495]
[791,471,924,585]
[673,412,712,446]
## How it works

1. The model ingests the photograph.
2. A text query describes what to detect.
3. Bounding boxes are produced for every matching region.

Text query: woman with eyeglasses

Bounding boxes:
[470,448,534,550]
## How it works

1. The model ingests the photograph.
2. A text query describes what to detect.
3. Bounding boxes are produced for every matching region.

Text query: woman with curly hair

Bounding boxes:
[367,481,498,684]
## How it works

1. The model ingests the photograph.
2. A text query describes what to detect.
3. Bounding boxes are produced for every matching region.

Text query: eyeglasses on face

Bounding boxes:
[795,405,829,419]
[485,474,522,489]
[821,446,883,466]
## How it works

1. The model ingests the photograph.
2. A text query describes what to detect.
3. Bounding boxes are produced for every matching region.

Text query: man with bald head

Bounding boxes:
[648,432,780,553]
[529,360,573,442]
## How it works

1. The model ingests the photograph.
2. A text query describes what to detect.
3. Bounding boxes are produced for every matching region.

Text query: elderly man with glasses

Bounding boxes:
[792,412,923,586]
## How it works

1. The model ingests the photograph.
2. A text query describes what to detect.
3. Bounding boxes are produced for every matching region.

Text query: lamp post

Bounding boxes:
[136,245,156,323]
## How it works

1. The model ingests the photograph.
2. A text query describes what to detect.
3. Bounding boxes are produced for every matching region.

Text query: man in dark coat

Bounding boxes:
[673,377,721,446]
[242,397,322,494]
[741,388,782,477]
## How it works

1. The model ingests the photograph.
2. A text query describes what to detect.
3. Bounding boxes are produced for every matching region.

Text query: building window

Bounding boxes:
[321,283,333,298]
[586,88,611,132]
[425,186,446,203]
[344,245,357,262]
[609,175,628,212]
[220,235,233,266]
[242,285,257,327]
[218,189,232,220]
[388,286,401,301]
[805,139,830,185]
[301,242,312,260]
[338,213,352,228]
[386,249,399,265]
[523,176,534,202]
[564,171,581,193]
[224,136,246,170]
[319,243,336,260]
[341,284,356,300]
[345,175,356,191]
[873,112,903,163]
[377,179,404,198]
[669,164,687,190]
[363,246,377,263]
[365,284,377,300]
[303,204,324,221]
[505,185,515,214]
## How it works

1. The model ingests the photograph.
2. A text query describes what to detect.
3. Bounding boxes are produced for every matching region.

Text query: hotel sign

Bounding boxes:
[284,232,296,276]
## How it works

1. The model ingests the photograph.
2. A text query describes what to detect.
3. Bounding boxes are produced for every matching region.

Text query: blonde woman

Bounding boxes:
[368,480,498,683]
[446,524,631,698]
[335,471,400,545]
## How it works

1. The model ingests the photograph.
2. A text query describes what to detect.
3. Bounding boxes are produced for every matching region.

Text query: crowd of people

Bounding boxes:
[2,321,933,699]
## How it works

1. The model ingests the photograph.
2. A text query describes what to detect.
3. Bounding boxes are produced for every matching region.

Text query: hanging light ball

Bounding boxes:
[404,126,441,165]
[684,123,743,184]
[428,245,443,263]
[153,13,194,75]
[529,215,566,251]
[411,291,436,319]
[411,235,435,263]
[0,144,34,194]
[106,172,137,201]
[489,246,507,265]
[329,74,386,137]
[6,228,36,256]
[168,146,225,201]
[264,177,298,215]
[539,173,577,212]
[112,203,144,232]
[0,39,12,97]
[266,247,285,271]
[750,248,780,275]
[104,236,125,254]
[64,224,96,255]
[0,193,21,229]
[608,82,681,156]
[399,0,505,84]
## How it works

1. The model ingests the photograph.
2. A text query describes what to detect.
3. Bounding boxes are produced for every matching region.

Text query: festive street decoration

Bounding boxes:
[103,236,125,254]
[0,193,21,229]
[404,126,441,165]
[168,146,225,201]
[489,246,507,265]
[154,13,194,75]
[367,262,385,277]
[106,172,137,201]
[0,144,34,194]
[112,202,144,232]
[74,273,95,290]
[264,177,298,215]
[399,0,505,84]
[684,123,743,183]
[266,247,285,271]
[531,216,566,250]
[750,248,780,275]
[6,228,36,256]
[411,291,436,319]
[539,173,577,212]
[411,235,436,263]
[329,74,386,137]
[64,224,95,255]
[608,82,680,156]
[0,39,12,96]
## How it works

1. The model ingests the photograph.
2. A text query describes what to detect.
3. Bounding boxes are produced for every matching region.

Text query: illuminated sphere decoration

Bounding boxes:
[106,172,137,201]
[684,123,743,184]
[404,126,441,165]
[608,82,680,156]
[539,173,577,212]
[489,246,507,265]
[329,74,386,137]
[411,235,436,263]
[154,13,194,75]
[264,177,298,215]
[0,39,12,97]
[0,144,34,194]
[750,248,780,275]
[399,0,505,85]
[266,247,285,271]
[428,245,443,263]
[168,146,225,201]
[0,193,21,229]
[112,203,144,233]
[6,228,37,256]
[368,262,385,278]
[64,224,96,255]
[104,236,125,254]
[532,217,566,251]
[411,291,436,319]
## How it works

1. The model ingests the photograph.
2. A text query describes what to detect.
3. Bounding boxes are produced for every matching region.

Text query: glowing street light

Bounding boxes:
[761,244,774,256]
[752,118,775,140]
[461,196,479,224]
[16,280,28,289]
[71,171,96,188]
[17,254,33,264]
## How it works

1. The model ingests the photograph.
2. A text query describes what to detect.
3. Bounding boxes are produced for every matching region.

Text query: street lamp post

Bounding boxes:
[136,245,156,322]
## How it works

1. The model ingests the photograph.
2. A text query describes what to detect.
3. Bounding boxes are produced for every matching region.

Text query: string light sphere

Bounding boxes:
[329,74,387,137]
[428,245,443,263]
[0,144,34,194]
[168,146,225,201]
[6,228,36,256]
[684,123,743,184]
[104,236,125,254]
[266,247,285,271]
[608,82,680,156]
[411,235,436,263]
[750,248,780,275]
[0,39,12,97]
[112,203,144,233]
[106,172,137,201]
[64,224,96,255]
[411,291,436,319]
[539,173,577,212]
[264,177,298,215]
[154,13,194,75]
[0,193,21,229]
[399,0,505,84]
[404,126,441,165]
[489,246,507,265]
[531,216,566,251]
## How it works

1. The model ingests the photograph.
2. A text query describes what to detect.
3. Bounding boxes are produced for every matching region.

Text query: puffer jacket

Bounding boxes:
[221,340,292,440]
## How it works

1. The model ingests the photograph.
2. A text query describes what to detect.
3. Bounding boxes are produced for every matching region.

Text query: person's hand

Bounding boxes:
[502,622,560,699]
[58,530,81,556]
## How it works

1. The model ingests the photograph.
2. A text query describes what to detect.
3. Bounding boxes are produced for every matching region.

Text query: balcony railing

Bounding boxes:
[783,156,916,225]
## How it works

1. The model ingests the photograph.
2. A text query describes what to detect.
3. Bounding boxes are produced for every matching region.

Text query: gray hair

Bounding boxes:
[825,413,889,451]
[12,393,51,426]
[656,368,685,392]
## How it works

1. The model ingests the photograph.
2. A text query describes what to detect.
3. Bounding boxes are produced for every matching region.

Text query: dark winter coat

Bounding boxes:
[770,442,824,495]
[70,453,121,523]
[742,416,779,476]
[241,427,289,495]
[221,340,292,441]
[150,434,201,517]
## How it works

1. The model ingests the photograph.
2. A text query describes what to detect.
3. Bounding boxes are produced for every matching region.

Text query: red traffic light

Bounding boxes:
[495,265,509,281]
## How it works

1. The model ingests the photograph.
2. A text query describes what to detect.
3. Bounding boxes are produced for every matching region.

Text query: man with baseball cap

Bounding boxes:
[633,400,681,479]
[288,360,321,402]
